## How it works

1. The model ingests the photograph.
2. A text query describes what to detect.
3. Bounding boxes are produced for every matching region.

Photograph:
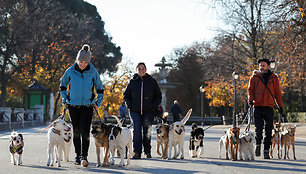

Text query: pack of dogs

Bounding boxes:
[9,110,298,167]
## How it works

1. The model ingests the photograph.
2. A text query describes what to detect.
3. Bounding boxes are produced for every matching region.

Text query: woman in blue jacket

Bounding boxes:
[124,62,162,159]
[60,44,103,167]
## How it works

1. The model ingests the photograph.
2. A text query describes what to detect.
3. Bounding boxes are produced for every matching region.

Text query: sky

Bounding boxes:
[86,0,223,73]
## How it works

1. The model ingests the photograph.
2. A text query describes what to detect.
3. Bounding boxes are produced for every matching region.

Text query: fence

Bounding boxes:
[0,105,44,131]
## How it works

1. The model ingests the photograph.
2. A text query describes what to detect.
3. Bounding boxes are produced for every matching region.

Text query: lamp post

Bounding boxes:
[232,71,239,127]
[199,86,205,126]
[210,90,213,125]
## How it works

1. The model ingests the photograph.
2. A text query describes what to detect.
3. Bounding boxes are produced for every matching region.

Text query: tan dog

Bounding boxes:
[91,121,114,167]
[281,125,296,160]
[270,121,282,159]
[168,109,192,160]
[156,122,170,159]
[225,127,240,161]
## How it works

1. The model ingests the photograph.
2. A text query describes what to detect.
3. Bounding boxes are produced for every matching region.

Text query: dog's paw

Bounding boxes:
[191,155,196,158]
[96,163,101,167]
[118,162,124,167]
[180,156,184,160]
[157,151,161,156]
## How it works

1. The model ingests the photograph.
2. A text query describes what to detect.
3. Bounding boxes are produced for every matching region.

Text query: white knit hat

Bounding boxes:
[76,44,91,62]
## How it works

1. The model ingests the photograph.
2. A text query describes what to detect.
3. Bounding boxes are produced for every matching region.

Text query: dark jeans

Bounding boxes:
[130,111,154,154]
[68,105,93,157]
[173,114,180,122]
[254,106,273,150]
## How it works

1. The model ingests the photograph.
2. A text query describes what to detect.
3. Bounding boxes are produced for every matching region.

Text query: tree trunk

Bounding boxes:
[53,91,61,120]
[0,67,7,107]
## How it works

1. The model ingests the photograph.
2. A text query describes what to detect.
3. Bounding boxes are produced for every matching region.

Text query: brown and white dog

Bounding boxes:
[238,131,255,161]
[189,123,205,158]
[281,125,297,160]
[225,127,240,161]
[47,119,72,167]
[156,122,170,159]
[168,109,192,160]
[108,115,132,167]
[9,131,24,165]
[91,121,114,167]
[270,121,282,159]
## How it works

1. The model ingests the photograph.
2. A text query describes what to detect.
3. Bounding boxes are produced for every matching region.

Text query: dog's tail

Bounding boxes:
[180,109,192,125]
[110,115,123,127]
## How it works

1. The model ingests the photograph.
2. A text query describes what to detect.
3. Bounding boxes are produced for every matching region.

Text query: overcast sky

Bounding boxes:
[86,0,223,73]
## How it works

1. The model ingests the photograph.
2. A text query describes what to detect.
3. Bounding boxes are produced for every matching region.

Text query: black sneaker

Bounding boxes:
[81,157,88,167]
[74,156,81,165]
[132,152,141,159]
[264,150,270,159]
[146,153,152,158]
[255,145,261,157]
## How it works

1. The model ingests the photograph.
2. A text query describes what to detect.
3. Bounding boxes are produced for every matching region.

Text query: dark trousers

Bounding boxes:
[68,105,93,157]
[130,111,154,154]
[254,106,274,150]
[173,114,180,122]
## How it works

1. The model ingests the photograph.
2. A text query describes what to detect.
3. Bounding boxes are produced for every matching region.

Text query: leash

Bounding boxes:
[94,105,104,123]
[37,105,68,134]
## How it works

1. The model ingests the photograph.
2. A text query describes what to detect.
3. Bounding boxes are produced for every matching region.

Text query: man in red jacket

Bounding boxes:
[248,58,284,159]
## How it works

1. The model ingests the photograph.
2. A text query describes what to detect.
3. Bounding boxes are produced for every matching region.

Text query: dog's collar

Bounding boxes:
[52,128,61,135]
[10,142,23,154]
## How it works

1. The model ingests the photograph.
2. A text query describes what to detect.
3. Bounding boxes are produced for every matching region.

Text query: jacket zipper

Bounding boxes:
[141,81,143,115]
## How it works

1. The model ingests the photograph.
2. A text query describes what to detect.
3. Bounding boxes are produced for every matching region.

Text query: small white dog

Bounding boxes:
[238,131,255,161]
[9,131,24,165]
[168,109,192,160]
[46,119,72,167]
[109,125,132,167]
[218,133,228,159]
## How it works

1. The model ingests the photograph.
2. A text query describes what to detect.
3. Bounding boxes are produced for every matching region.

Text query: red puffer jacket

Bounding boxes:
[248,70,283,109]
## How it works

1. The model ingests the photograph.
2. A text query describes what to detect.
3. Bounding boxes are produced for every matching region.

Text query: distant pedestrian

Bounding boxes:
[60,44,104,167]
[119,102,127,124]
[124,62,162,159]
[248,58,283,159]
[171,100,182,122]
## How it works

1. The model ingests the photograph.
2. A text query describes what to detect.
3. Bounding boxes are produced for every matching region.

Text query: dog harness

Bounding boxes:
[231,136,239,145]
[10,142,23,154]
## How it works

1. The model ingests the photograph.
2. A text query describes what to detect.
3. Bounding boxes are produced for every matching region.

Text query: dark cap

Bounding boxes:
[258,58,270,65]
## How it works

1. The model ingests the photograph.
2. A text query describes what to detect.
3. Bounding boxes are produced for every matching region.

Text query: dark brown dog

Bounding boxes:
[155,122,169,159]
[91,121,114,167]
[270,121,282,159]
[225,127,240,161]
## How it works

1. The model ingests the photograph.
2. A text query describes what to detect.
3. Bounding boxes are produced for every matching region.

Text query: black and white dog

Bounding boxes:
[189,123,204,158]
[10,131,24,165]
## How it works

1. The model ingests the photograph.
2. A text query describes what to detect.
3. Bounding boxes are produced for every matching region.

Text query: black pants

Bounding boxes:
[68,105,93,157]
[254,106,273,150]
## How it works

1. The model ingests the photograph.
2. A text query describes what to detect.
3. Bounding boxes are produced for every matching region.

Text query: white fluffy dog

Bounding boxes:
[109,124,132,167]
[238,131,255,161]
[168,109,192,160]
[218,133,228,159]
[47,119,72,167]
[9,131,24,165]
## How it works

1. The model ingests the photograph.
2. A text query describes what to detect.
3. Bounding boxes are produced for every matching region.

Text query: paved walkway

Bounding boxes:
[0,124,305,174]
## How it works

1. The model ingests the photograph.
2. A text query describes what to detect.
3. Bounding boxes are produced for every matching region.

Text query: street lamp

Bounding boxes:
[199,85,205,126]
[232,71,239,127]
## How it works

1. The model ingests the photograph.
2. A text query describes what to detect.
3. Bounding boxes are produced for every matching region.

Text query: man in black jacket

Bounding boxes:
[124,62,162,159]
[171,100,182,122]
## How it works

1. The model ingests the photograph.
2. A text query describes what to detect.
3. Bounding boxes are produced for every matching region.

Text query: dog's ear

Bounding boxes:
[166,125,170,133]
[170,124,174,131]
[191,123,197,130]
[18,133,23,140]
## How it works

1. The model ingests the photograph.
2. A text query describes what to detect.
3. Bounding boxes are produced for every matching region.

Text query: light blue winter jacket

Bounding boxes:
[60,62,104,107]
